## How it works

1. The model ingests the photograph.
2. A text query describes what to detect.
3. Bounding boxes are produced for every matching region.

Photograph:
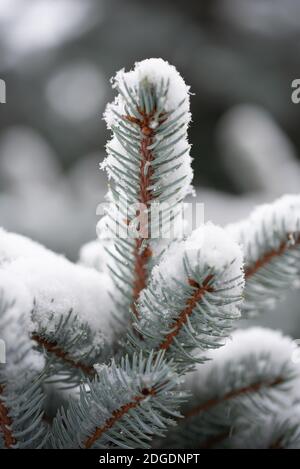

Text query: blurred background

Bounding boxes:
[0,0,300,333]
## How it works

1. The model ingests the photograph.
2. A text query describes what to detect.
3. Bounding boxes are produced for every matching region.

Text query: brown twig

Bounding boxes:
[178,377,284,449]
[125,110,165,317]
[84,387,156,448]
[31,334,95,377]
[245,233,300,279]
[0,385,16,448]
[159,275,214,350]
[199,431,231,449]
[269,437,283,449]
[184,376,284,419]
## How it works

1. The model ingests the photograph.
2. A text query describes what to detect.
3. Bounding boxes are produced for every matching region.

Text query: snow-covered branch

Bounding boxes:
[0,229,117,381]
[129,224,244,369]
[161,328,300,448]
[227,195,300,316]
[101,59,193,323]
[51,352,184,449]
[0,372,48,449]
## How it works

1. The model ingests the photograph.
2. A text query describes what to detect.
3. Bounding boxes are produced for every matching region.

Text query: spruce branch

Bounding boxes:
[0,371,49,449]
[101,59,193,324]
[0,384,16,448]
[161,328,300,449]
[32,333,95,378]
[235,407,300,449]
[31,309,113,384]
[0,292,48,449]
[128,224,244,370]
[227,195,300,316]
[0,227,116,353]
[51,352,185,449]
[176,403,300,449]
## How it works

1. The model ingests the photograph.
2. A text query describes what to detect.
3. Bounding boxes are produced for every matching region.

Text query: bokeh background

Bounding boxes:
[0,0,300,334]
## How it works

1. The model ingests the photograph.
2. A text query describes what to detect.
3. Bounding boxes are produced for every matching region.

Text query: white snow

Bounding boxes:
[104,58,190,128]
[0,270,44,378]
[227,194,300,266]
[0,228,116,350]
[0,226,55,265]
[102,58,193,215]
[151,222,244,293]
[188,327,300,402]
[137,223,244,328]
[78,239,107,273]
[0,270,33,324]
